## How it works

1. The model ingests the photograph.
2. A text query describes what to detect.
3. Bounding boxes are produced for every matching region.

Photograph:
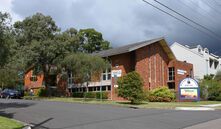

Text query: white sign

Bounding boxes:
[114,85,118,88]
[179,78,199,88]
[177,69,187,75]
[111,70,122,77]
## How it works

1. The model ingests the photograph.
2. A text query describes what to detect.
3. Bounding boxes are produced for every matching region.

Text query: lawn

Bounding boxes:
[24,96,221,109]
[0,116,23,129]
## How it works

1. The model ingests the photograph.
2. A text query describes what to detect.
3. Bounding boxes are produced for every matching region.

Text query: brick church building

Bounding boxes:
[86,37,193,100]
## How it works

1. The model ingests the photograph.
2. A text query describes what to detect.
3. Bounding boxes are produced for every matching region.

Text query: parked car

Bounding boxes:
[1,89,22,99]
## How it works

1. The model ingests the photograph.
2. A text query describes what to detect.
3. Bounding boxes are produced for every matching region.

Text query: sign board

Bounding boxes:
[111,70,122,77]
[179,78,200,101]
[177,69,187,75]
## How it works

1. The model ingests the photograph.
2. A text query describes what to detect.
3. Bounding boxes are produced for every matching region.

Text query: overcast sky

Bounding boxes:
[1,0,221,55]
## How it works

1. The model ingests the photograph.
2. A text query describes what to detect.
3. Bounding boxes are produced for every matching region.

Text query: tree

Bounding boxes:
[55,27,80,53]
[117,71,144,104]
[78,28,110,53]
[0,12,12,67]
[13,13,65,95]
[214,71,221,82]
[14,13,59,45]
[62,53,108,83]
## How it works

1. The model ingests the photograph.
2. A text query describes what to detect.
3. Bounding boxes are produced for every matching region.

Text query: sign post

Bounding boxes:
[179,78,200,101]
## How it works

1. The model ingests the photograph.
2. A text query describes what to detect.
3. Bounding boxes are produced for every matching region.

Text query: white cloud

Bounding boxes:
[0,0,21,23]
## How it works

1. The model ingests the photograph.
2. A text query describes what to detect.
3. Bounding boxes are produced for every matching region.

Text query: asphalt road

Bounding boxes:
[1,99,221,129]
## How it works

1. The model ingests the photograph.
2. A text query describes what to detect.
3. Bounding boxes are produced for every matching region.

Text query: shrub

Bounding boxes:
[199,79,209,100]
[200,78,221,101]
[96,92,108,99]
[37,88,48,97]
[24,91,29,96]
[118,71,144,104]
[84,92,96,98]
[72,92,84,98]
[148,87,175,102]
[207,80,221,101]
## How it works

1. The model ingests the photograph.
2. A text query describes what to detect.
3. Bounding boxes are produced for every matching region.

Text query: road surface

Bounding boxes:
[0,99,221,129]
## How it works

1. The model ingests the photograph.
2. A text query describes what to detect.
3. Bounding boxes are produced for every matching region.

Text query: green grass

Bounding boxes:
[24,96,221,109]
[0,116,23,129]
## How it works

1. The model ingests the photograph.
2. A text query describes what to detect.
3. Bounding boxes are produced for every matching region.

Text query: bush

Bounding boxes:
[37,88,48,97]
[199,79,209,100]
[72,92,84,98]
[148,87,175,102]
[96,92,108,99]
[84,92,96,98]
[207,81,221,101]
[200,78,221,101]
[118,71,144,104]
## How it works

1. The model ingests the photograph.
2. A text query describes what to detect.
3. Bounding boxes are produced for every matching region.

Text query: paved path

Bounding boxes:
[1,99,221,129]
[184,118,221,129]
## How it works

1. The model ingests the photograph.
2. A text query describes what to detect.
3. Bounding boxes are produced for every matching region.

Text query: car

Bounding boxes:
[1,89,20,99]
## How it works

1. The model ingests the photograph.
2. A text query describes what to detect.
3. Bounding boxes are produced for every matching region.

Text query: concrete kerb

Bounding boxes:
[13,119,33,129]
[175,107,215,111]
[200,104,221,107]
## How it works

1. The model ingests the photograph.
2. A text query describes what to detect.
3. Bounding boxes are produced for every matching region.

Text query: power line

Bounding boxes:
[179,0,220,27]
[202,0,221,15]
[152,0,221,40]
[141,0,221,42]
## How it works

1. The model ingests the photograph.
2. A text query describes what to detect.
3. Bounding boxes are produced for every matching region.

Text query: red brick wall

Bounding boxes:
[110,52,135,100]
[108,42,174,100]
[24,70,44,90]
[135,42,170,90]
[168,60,193,91]
[24,70,44,95]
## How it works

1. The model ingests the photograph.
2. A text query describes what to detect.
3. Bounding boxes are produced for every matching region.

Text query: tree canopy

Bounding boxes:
[0,12,12,67]
[0,11,111,91]
[78,28,110,53]
[62,53,108,84]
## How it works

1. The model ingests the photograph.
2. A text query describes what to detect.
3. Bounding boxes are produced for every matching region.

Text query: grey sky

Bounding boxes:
[1,0,221,55]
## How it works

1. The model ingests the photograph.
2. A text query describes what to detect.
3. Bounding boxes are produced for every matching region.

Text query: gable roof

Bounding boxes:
[93,37,175,60]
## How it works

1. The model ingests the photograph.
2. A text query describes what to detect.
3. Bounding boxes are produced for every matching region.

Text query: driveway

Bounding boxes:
[0,99,221,129]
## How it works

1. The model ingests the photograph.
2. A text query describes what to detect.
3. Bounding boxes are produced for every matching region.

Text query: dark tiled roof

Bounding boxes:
[92,37,166,57]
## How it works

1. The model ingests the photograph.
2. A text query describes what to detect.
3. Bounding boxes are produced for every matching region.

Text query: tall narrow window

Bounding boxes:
[149,58,151,82]
[168,67,175,81]
[68,71,73,85]
[154,56,156,83]
[30,71,37,82]
[102,68,111,81]
[190,69,193,78]
[162,60,164,85]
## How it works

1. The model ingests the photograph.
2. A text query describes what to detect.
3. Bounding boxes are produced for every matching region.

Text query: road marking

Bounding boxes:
[175,107,215,111]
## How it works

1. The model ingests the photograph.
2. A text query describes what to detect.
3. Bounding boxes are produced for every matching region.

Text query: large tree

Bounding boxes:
[78,28,110,53]
[13,13,66,94]
[0,12,12,67]
[14,13,59,45]
[55,27,80,53]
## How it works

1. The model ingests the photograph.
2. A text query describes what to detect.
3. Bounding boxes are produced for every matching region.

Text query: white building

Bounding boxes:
[170,42,221,79]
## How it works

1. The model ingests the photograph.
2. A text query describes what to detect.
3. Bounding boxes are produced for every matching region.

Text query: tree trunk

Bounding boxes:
[43,65,51,96]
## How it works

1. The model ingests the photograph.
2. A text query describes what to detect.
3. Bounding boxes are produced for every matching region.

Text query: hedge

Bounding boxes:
[72,92,108,99]
[72,92,84,98]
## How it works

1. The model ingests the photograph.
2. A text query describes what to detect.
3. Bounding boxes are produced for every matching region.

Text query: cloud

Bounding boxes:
[3,0,221,55]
